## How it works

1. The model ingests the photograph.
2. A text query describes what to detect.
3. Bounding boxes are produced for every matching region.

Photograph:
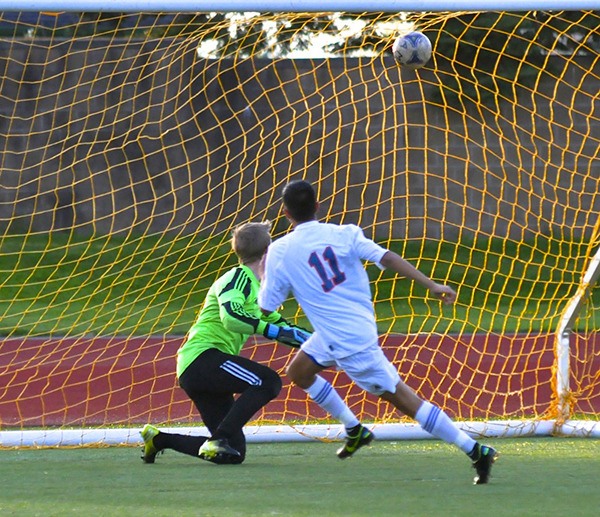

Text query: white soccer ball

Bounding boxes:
[392,31,432,70]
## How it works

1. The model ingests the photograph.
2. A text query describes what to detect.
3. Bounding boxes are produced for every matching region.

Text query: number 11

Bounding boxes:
[308,246,346,292]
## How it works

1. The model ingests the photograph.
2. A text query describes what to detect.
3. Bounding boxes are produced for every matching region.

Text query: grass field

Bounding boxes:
[1,233,595,337]
[1,437,599,516]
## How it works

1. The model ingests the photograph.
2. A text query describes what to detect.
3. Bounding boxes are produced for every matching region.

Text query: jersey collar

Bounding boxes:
[293,220,320,231]
[239,264,260,285]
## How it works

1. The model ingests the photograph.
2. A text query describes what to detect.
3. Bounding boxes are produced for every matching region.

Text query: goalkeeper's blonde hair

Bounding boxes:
[231,221,272,264]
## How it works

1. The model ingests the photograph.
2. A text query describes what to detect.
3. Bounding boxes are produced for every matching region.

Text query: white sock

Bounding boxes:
[304,375,359,429]
[415,401,476,454]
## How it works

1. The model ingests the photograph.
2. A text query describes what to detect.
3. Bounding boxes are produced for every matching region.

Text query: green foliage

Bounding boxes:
[427,11,599,106]
[5,11,598,69]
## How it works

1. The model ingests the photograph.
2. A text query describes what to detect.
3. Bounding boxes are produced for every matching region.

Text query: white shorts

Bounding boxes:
[301,334,400,396]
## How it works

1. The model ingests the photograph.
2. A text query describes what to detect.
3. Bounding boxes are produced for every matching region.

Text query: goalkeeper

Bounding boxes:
[140,221,309,465]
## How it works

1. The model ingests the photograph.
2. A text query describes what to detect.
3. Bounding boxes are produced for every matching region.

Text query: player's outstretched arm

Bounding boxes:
[379,251,456,305]
[263,323,311,347]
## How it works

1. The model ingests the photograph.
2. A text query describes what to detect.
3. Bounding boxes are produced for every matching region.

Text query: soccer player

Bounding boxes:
[141,221,309,465]
[258,179,498,484]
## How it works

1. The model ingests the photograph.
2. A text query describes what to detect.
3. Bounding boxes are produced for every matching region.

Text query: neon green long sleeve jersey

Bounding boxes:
[176,265,285,378]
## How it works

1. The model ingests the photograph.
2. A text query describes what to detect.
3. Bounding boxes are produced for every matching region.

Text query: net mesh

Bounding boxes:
[0,10,598,438]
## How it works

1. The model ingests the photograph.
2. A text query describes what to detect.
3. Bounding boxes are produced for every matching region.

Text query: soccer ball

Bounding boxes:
[392,31,432,70]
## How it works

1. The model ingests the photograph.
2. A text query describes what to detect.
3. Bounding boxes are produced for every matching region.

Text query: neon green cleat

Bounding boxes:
[140,424,162,464]
[198,438,241,464]
[337,425,374,459]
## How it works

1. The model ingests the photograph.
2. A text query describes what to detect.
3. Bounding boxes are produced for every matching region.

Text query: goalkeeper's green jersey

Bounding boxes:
[176,264,285,378]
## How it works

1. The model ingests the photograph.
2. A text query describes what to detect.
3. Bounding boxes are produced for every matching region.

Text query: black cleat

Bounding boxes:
[472,444,498,484]
[198,438,242,464]
[337,425,374,459]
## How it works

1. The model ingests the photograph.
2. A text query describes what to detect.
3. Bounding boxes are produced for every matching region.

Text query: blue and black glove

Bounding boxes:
[263,323,311,348]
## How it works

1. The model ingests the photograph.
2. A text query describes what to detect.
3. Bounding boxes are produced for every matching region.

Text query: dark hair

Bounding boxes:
[282,180,317,222]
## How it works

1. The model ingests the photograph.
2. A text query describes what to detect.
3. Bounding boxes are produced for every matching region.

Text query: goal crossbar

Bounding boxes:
[0,1,596,12]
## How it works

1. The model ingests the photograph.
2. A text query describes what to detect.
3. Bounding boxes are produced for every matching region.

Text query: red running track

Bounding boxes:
[1,334,598,427]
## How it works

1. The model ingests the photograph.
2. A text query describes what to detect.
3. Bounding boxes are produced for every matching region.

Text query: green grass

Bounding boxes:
[0,232,597,336]
[0,232,234,336]
[1,438,599,516]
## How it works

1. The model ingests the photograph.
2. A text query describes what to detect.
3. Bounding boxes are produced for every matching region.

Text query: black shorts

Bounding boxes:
[178,347,280,396]
[178,347,282,457]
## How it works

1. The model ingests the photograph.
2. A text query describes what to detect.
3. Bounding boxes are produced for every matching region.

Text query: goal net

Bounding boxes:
[1,9,599,447]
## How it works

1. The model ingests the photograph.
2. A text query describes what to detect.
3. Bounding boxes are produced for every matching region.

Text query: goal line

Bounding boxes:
[2,420,600,448]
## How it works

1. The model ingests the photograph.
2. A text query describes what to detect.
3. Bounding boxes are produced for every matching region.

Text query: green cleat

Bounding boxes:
[198,438,241,464]
[140,424,162,464]
[337,425,374,459]
[472,444,498,485]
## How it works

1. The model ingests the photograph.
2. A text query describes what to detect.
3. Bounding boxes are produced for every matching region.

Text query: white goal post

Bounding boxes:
[0,3,598,449]
[2,420,600,448]
[556,246,600,420]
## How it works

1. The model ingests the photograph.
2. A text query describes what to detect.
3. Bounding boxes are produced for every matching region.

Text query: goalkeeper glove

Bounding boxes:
[263,324,311,348]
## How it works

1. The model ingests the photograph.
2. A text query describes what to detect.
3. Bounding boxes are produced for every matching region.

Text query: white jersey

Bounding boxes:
[258,220,388,358]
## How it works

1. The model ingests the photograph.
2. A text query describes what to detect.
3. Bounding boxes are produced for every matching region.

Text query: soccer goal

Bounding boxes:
[1,2,599,448]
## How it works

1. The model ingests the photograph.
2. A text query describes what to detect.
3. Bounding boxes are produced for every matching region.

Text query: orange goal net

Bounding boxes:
[0,9,599,446]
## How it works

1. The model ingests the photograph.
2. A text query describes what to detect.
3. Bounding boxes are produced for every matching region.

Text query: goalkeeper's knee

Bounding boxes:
[262,368,283,399]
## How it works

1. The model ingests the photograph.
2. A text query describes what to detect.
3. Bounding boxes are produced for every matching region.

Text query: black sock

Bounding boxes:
[346,424,362,436]
[155,432,208,458]
[467,443,480,460]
